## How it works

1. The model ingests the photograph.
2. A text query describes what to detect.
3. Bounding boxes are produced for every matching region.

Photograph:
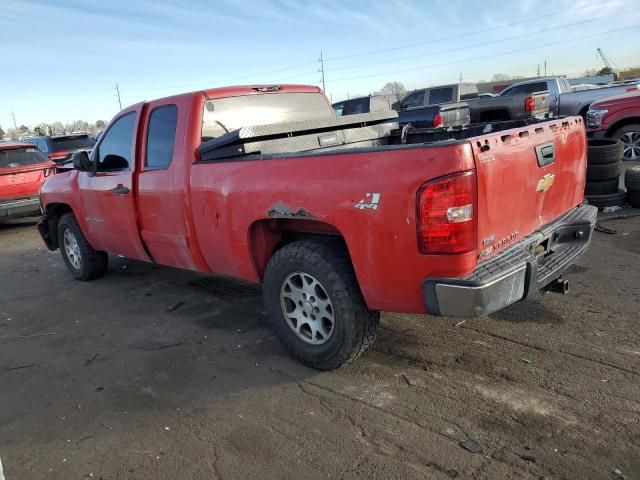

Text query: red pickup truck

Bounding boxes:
[38,85,597,369]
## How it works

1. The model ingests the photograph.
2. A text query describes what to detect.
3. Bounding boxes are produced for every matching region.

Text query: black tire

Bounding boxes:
[585,189,627,209]
[584,178,619,196]
[611,123,640,161]
[57,213,108,281]
[586,161,623,182]
[624,165,640,192]
[263,239,378,370]
[628,190,640,208]
[587,139,624,165]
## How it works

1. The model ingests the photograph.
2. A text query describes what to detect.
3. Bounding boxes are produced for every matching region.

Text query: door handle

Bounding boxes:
[111,184,130,195]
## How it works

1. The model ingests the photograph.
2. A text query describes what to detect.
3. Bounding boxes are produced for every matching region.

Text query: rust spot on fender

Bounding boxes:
[267,201,316,219]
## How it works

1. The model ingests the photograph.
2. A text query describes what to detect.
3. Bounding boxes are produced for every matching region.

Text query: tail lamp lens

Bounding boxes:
[524,96,535,112]
[417,170,477,254]
[48,151,70,160]
[432,112,444,128]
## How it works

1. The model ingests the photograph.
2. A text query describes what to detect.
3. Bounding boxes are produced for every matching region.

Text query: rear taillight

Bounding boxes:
[432,112,444,128]
[48,151,70,161]
[417,170,477,255]
[524,96,535,112]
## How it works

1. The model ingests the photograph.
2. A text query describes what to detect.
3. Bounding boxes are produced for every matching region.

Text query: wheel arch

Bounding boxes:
[248,218,351,280]
[43,203,74,249]
[605,117,640,137]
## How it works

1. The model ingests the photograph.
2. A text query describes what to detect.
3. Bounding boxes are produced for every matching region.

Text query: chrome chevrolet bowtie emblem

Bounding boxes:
[536,173,555,192]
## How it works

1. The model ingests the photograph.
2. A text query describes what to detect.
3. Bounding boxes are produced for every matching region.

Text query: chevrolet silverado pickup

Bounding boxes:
[333,93,470,129]
[38,84,597,370]
[399,82,549,123]
[501,76,640,118]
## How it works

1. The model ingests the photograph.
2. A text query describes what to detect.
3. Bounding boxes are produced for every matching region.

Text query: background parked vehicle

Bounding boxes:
[502,76,640,118]
[398,82,549,123]
[22,133,96,165]
[0,142,55,220]
[333,93,469,129]
[586,91,640,161]
[332,93,397,116]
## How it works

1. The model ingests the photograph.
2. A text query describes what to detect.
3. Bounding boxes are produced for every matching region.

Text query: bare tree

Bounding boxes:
[381,81,407,100]
[490,73,511,82]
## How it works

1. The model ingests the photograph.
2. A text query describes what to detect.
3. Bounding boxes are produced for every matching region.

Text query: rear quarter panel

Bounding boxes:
[188,143,477,313]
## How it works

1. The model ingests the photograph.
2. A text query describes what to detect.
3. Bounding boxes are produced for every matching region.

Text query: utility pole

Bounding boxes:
[459,72,463,83]
[544,59,547,76]
[537,64,540,77]
[318,51,326,92]
[115,82,123,110]
[11,111,18,131]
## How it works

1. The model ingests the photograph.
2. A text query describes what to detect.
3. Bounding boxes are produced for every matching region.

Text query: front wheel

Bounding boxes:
[612,124,640,161]
[263,239,378,370]
[57,213,108,281]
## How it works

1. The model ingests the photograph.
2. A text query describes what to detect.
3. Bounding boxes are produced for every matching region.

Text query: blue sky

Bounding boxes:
[1,0,640,128]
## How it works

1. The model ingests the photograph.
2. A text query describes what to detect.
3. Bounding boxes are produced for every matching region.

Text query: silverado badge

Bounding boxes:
[536,173,555,192]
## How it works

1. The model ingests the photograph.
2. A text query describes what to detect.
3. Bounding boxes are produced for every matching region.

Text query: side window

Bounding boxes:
[96,113,135,172]
[428,87,454,105]
[401,91,425,109]
[333,102,345,116]
[39,140,48,153]
[146,105,177,170]
[343,97,370,115]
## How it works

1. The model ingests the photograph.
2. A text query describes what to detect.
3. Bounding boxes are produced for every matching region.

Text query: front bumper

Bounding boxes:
[423,205,598,317]
[586,129,608,140]
[0,196,41,219]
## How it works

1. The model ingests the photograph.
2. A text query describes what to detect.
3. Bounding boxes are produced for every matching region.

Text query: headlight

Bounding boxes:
[586,109,608,128]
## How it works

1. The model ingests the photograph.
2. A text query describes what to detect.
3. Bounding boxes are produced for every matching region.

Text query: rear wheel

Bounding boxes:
[58,213,108,281]
[263,239,378,370]
[612,124,640,161]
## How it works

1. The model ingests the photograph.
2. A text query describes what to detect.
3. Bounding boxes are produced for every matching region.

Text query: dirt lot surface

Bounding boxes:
[1,210,639,480]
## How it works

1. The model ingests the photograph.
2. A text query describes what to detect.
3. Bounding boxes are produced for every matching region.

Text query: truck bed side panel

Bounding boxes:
[188,143,477,313]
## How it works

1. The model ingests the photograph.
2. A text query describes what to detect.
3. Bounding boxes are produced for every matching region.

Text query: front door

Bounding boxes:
[77,111,149,261]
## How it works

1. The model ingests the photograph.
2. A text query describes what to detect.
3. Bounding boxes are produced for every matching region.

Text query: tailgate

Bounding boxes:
[440,102,471,128]
[530,90,550,118]
[0,164,51,200]
[472,117,586,260]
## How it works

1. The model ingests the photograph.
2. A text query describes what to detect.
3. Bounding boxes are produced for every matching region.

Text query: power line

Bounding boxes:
[324,0,622,63]
[323,9,636,75]
[325,24,640,84]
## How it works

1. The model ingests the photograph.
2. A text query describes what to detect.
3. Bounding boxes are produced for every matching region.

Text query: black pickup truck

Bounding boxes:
[399,82,550,123]
[332,93,470,129]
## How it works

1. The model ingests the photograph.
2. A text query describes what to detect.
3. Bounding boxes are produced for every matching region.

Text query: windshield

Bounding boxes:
[51,135,96,152]
[0,146,50,168]
[202,92,334,140]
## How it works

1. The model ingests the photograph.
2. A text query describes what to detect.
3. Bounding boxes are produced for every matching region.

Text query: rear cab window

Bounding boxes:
[0,146,50,168]
[51,135,95,153]
[428,87,454,105]
[201,92,334,141]
[342,97,370,115]
[501,82,548,96]
[400,91,425,110]
[146,105,178,169]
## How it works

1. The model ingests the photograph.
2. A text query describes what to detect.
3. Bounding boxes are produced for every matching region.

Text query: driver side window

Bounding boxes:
[96,113,136,172]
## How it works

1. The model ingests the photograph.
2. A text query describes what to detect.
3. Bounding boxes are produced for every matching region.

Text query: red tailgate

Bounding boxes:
[472,117,587,260]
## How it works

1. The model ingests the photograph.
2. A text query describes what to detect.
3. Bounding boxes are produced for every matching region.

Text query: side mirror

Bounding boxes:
[72,151,93,172]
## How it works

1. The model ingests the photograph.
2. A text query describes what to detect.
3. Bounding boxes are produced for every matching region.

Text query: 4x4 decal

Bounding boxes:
[353,193,381,211]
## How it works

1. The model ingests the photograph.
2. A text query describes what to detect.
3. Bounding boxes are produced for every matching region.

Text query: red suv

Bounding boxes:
[0,142,55,220]
[586,91,640,161]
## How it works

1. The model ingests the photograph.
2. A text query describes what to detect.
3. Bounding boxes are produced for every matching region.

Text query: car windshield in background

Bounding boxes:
[51,135,95,152]
[0,147,49,168]
[202,92,334,140]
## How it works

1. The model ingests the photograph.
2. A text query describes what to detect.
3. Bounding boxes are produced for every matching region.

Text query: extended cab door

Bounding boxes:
[136,100,196,270]
[77,110,150,261]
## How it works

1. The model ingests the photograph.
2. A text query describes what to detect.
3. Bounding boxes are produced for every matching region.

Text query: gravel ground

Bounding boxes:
[0,208,639,480]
